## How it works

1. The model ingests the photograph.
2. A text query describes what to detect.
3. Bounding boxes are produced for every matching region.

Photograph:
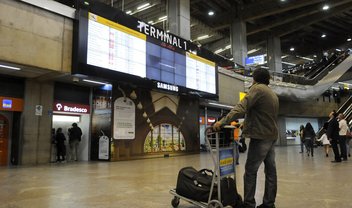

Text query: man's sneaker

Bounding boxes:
[257,204,276,208]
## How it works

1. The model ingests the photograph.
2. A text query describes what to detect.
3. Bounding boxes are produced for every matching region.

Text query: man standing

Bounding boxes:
[338,113,349,160]
[213,68,279,208]
[327,111,341,162]
[68,123,82,161]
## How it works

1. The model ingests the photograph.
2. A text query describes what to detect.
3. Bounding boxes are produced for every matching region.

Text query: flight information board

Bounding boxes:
[85,12,216,94]
[87,13,146,78]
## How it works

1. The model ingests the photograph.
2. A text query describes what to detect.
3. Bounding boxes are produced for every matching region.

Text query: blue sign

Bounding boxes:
[219,148,234,176]
[2,99,12,109]
[245,55,265,66]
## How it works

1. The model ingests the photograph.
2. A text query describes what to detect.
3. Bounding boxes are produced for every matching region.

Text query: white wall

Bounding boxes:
[285,117,319,145]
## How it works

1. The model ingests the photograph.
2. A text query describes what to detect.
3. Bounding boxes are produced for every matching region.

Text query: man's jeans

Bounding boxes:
[244,138,277,208]
[69,140,80,161]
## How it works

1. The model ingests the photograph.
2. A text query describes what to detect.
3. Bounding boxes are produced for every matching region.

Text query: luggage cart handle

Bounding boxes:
[205,125,237,134]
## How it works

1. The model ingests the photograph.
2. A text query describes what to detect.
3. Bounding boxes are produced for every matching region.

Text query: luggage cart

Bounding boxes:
[170,125,239,208]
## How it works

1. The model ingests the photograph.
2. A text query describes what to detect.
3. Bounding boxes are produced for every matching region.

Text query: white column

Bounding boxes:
[168,0,190,40]
[230,18,247,66]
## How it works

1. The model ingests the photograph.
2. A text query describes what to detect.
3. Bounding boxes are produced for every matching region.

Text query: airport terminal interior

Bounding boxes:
[1,0,352,207]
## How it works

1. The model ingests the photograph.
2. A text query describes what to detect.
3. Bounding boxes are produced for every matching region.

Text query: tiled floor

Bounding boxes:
[1,145,351,208]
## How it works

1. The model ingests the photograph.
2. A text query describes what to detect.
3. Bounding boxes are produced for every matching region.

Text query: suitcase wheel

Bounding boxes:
[171,196,180,207]
[207,200,223,208]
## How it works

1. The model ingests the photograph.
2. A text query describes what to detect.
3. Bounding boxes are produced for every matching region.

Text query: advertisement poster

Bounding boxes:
[113,97,136,139]
[219,148,234,177]
[98,135,109,160]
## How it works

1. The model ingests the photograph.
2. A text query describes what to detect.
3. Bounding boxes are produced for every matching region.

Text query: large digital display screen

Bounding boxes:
[87,13,146,78]
[85,12,216,94]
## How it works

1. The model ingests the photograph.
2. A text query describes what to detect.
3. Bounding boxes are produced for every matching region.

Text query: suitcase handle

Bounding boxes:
[198,168,213,176]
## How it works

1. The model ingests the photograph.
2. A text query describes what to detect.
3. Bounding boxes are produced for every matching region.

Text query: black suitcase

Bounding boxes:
[175,167,217,202]
[221,177,243,207]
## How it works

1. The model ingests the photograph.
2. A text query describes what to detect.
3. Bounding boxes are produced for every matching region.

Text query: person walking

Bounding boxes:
[213,67,279,208]
[338,113,349,160]
[299,125,305,153]
[327,111,341,163]
[55,128,66,162]
[68,123,82,161]
[316,123,330,157]
[303,122,316,157]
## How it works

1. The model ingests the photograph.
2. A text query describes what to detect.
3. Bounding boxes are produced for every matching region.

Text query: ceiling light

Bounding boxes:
[282,61,296,66]
[137,3,150,10]
[196,34,210,40]
[0,64,21,70]
[148,20,153,24]
[297,56,314,61]
[208,11,214,16]
[214,48,224,54]
[208,102,234,109]
[313,55,317,58]
[83,79,110,85]
[347,38,352,42]
[336,48,342,52]
[248,48,260,54]
[321,34,326,38]
[53,115,80,122]
[322,5,329,10]
[290,47,295,51]
[126,10,132,14]
[158,16,167,21]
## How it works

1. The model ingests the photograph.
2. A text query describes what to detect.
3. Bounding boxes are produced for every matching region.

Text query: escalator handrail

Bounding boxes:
[271,50,351,85]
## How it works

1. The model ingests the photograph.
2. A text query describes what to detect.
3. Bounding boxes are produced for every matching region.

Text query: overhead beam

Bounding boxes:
[274,2,352,37]
[243,0,325,21]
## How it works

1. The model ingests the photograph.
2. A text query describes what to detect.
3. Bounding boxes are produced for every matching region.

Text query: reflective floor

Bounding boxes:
[1,145,352,208]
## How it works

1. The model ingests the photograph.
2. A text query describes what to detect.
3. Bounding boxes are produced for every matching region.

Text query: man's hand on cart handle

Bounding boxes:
[213,121,222,131]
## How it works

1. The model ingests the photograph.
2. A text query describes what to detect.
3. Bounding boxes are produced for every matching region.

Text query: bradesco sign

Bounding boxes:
[54,102,90,114]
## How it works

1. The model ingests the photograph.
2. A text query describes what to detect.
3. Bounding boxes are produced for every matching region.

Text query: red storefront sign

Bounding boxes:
[54,102,90,114]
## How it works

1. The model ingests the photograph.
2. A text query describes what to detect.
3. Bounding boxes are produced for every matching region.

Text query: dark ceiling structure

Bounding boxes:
[59,0,352,68]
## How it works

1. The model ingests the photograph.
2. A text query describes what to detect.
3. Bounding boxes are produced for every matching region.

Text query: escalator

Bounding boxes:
[316,96,352,137]
[269,50,352,101]
[339,96,352,125]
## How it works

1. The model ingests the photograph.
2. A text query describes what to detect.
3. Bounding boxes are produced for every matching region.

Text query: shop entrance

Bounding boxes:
[52,113,90,162]
[0,114,9,166]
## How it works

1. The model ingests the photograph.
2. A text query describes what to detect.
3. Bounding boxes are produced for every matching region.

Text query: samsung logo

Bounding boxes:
[157,82,179,92]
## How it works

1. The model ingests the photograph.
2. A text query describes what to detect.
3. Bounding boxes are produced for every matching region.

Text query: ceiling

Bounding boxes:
[58,0,352,69]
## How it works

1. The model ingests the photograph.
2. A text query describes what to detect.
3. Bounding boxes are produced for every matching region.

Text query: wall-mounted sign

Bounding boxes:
[0,97,23,112]
[53,102,90,114]
[245,55,265,66]
[98,135,110,160]
[239,92,247,101]
[35,105,43,116]
[2,100,12,109]
[113,97,135,140]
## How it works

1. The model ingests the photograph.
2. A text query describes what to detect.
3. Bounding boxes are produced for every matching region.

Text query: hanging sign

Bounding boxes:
[98,135,110,160]
[113,97,136,140]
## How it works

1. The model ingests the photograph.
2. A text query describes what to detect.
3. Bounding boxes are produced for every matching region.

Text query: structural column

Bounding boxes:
[267,35,282,73]
[168,0,190,40]
[21,80,54,165]
[230,18,247,66]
